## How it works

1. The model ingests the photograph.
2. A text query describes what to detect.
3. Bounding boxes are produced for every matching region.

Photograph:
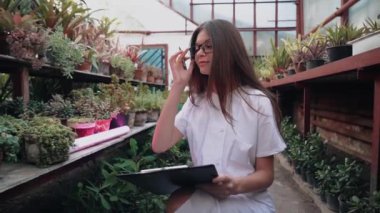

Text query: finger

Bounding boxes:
[213,176,229,184]
[187,60,195,72]
[169,51,184,64]
[176,48,189,63]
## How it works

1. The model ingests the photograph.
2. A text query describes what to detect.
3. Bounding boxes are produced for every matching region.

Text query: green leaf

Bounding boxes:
[99,194,111,210]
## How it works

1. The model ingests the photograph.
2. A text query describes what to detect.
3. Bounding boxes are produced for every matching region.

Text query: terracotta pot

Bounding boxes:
[76,60,92,72]
[147,75,155,83]
[155,78,164,84]
[134,69,144,81]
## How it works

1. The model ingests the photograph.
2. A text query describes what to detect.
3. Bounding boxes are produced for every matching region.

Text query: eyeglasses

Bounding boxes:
[190,41,213,58]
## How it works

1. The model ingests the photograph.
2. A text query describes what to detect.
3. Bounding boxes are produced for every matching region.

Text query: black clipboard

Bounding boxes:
[117,164,218,195]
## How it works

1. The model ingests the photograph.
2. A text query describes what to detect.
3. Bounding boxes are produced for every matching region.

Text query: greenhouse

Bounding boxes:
[0,0,379,212]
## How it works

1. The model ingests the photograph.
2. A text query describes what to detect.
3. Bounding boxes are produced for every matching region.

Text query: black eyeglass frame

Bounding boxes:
[190,40,213,59]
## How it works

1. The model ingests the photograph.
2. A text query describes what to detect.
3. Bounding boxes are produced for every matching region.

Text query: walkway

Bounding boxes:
[269,156,322,213]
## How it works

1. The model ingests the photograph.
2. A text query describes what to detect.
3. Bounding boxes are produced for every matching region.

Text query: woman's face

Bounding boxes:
[194,29,213,75]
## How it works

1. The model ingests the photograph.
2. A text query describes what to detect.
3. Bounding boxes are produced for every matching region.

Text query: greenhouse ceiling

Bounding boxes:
[86,0,297,57]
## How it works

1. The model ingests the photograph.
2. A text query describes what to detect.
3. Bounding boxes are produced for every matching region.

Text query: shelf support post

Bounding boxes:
[303,86,310,136]
[11,66,29,105]
[371,75,380,193]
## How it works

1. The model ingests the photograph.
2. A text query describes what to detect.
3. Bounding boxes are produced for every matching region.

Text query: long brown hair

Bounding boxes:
[188,19,281,126]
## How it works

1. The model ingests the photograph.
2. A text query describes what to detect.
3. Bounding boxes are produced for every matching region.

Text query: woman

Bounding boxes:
[152,19,286,213]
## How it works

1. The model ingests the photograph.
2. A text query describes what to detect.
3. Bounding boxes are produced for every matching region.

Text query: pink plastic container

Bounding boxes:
[74,122,96,138]
[95,119,112,133]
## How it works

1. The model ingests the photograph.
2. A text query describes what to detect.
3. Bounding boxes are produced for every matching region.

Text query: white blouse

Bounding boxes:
[174,88,286,213]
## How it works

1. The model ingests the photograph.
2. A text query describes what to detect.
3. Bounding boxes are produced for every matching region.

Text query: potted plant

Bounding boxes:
[34,0,94,38]
[93,96,115,133]
[44,94,75,125]
[110,54,135,80]
[46,27,84,79]
[0,125,19,165]
[254,57,274,81]
[145,65,160,83]
[133,84,150,126]
[0,8,36,54]
[6,26,48,70]
[348,18,380,55]
[0,115,27,163]
[325,24,363,62]
[70,88,97,137]
[283,36,307,73]
[325,158,363,212]
[303,31,327,70]
[120,82,137,128]
[22,116,76,166]
[266,40,291,79]
[99,76,130,129]
[146,90,164,122]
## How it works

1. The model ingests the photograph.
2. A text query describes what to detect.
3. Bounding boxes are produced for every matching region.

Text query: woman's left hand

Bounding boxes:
[198,175,239,200]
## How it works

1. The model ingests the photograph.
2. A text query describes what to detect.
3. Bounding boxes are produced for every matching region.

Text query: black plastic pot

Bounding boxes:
[287,69,296,75]
[327,45,352,62]
[338,194,350,213]
[326,192,339,212]
[320,190,327,203]
[0,32,10,55]
[306,171,316,186]
[306,59,325,70]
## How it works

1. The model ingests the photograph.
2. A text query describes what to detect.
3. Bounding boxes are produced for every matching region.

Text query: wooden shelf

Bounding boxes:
[0,54,167,86]
[262,47,380,88]
[0,123,156,199]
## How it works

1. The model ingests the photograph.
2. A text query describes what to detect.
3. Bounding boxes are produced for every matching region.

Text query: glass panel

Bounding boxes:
[193,0,212,3]
[214,0,232,3]
[235,4,254,28]
[303,0,340,34]
[257,31,275,56]
[161,0,170,6]
[349,0,380,27]
[240,31,254,56]
[278,31,296,45]
[214,4,233,23]
[193,5,212,24]
[256,3,275,28]
[278,2,296,27]
[173,0,190,17]
[139,47,166,80]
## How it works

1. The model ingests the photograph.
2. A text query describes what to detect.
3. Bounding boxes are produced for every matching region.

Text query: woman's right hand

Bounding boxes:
[169,49,194,89]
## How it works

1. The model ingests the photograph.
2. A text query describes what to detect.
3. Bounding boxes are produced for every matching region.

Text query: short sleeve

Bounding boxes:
[174,98,191,137]
[256,96,286,157]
